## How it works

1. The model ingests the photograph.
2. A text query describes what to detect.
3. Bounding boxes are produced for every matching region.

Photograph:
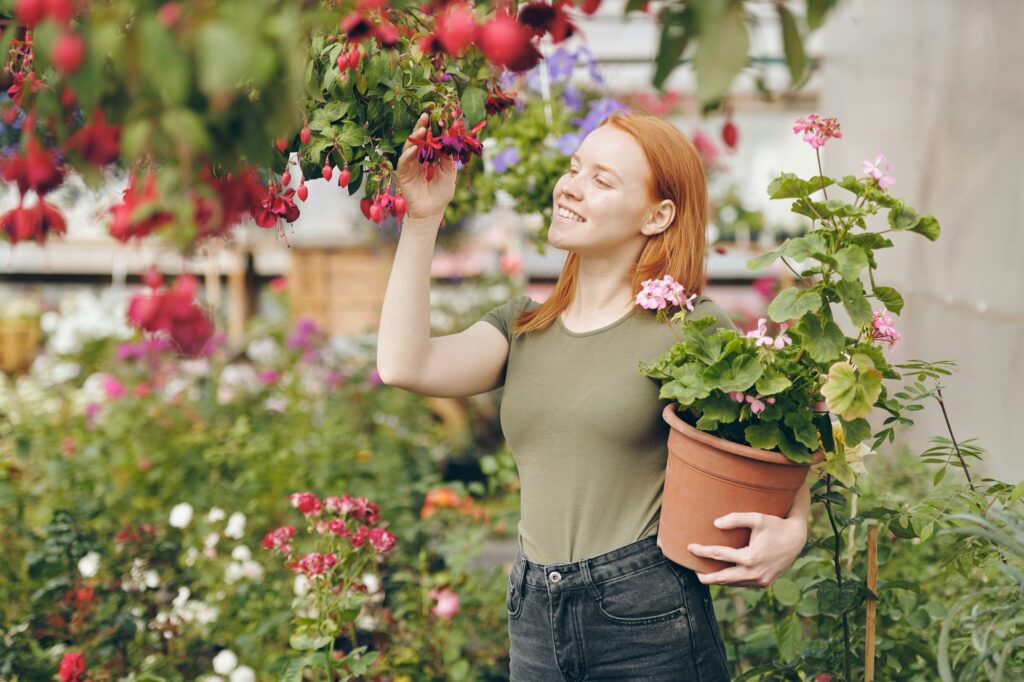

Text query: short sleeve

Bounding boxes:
[685,296,738,334]
[479,295,535,343]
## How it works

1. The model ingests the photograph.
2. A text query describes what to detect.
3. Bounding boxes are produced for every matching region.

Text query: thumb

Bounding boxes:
[714,512,762,530]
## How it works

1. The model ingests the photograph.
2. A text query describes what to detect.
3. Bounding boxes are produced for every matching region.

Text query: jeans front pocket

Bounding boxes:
[506,566,524,620]
[594,560,688,626]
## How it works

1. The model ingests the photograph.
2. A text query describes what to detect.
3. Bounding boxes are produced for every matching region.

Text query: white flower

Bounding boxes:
[224,512,246,539]
[144,569,160,589]
[213,649,238,675]
[240,561,264,581]
[231,545,251,562]
[174,587,191,608]
[207,507,227,523]
[78,551,100,578]
[169,503,194,529]
[230,665,256,682]
[224,563,243,584]
[247,337,280,365]
[362,572,380,594]
[204,532,220,550]
[294,574,310,596]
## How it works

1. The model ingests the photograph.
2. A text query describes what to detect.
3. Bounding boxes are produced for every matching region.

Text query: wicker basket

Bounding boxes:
[0,318,42,375]
[287,245,396,337]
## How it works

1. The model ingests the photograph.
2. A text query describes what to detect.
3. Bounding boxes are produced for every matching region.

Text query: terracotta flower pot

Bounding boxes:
[657,402,824,573]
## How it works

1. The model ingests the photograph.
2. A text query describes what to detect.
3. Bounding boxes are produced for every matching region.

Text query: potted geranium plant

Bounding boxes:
[638,114,941,572]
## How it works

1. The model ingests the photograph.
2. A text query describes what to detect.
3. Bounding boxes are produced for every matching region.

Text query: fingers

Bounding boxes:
[714,512,764,531]
[401,111,431,154]
[688,543,746,566]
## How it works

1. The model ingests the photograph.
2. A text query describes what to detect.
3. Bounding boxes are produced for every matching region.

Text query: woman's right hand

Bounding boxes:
[396,110,458,222]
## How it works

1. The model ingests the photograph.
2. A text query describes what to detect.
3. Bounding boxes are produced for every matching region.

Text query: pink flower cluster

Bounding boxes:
[861,153,895,189]
[288,551,338,579]
[636,275,697,311]
[262,525,295,555]
[869,310,900,349]
[745,318,792,350]
[729,391,777,415]
[793,113,842,149]
[429,586,461,620]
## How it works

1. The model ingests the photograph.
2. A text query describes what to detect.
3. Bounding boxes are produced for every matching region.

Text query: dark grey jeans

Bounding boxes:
[506,535,731,681]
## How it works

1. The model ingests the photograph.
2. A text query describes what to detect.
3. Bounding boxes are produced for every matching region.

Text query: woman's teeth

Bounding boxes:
[557,207,585,222]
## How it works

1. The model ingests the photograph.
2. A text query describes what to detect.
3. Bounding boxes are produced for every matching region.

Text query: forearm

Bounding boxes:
[376,215,441,384]
[786,476,812,525]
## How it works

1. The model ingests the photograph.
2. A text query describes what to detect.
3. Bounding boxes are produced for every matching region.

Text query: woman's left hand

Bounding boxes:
[687,512,808,588]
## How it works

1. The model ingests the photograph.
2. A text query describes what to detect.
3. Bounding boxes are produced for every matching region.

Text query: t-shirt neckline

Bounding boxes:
[557,306,637,337]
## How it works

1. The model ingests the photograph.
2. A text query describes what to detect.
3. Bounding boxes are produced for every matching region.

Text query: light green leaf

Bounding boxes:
[782,233,828,261]
[746,247,783,272]
[460,86,487,127]
[911,215,941,241]
[778,5,806,85]
[659,365,710,406]
[833,245,868,281]
[704,354,764,393]
[838,417,871,447]
[784,411,820,450]
[825,445,857,486]
[767,287,821,323]
[834,279,873,326]
[197,22,252,100]
[745,422,780,451]
[797,314,845,363]
[776,613,803,662]
[755,370,792,396]
[693,3,749,104]
[821,361,882,420]
[772,578,801,606]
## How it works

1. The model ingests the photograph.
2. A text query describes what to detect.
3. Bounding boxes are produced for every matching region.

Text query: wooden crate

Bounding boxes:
[287,245,396,337]
[0,318,42,375]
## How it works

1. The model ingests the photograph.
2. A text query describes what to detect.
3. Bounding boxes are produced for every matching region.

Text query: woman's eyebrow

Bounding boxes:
[570,153,622,181]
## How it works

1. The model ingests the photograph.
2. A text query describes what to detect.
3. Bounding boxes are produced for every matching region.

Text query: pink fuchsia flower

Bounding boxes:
[430,586,461,619]
[288,492,322,517]
[636,275,697,311]
[869,310,901,349]
[861,154,895,189]
[288,551,337,578]
[59,652,86,682]
[793,113,842,148]
[102,374,125,399]
[369,527,397,553]
[262,525,295,554]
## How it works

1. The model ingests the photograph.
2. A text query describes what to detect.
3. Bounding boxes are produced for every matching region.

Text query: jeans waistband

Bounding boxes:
[512,535,696,592]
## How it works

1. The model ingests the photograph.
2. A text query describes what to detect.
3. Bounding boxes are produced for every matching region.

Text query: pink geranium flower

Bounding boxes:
[793,113,842,148]
[869,310,900,349]
[102,375,125,399]
[744,318,792,349]
[636,275,697,311]
[861,154,895,189]
[430,586,461,619]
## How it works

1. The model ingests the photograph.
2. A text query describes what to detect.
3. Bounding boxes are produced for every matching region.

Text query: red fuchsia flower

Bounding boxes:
[475,8,542,72]
[251,183,300,228]
[485,85,519,118]
[126,273,215,357]
[349,525,370,548]
[109,172,174,242]
[64,110,120,167]
[58,651,86,682]
[340,12,374,44]
[435,1,477,57]
[262,525,295,554]
[721,117,739,151]
[636,275,697,311]
[518,0,579,44]
[438,113,487,166]
[429,586,461,619]
[793,113,842,148]
[405,125,444,178]
[0,199,67,245]
[752,277,777,300]
[368,527,396,553]
[691,129,721,169]
[288,492,322,517]
[288,551,338,578]
[869,310,900,350]
[1,135,65,196]
[744,318,792,350]
[861,153,895,189]
[51,30,85,74]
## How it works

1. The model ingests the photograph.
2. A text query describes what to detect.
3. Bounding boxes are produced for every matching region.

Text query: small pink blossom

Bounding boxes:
[430,586,461,619]
[636,275,697,311]
[369,527,397,553]
[102,375,125,399]
[367,369,382,385]
[729,391,746,403]
[261,525,295,555]
[288,492,322,517]
[288,551,337,578]
[793,113,842,148]
[861,153,895,189]
[349,525,370,548]
[327,518,349,537]
[869,310,900,350]
[259,369,281,384]
[745,318,792,350]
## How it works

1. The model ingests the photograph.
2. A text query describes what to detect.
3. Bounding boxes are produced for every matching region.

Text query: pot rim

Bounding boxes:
[663,403,824,466]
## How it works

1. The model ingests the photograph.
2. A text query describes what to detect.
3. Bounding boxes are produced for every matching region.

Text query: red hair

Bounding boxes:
[512,111,708,336]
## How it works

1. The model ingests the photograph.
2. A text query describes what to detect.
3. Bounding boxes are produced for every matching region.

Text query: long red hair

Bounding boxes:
[511,111,708,336]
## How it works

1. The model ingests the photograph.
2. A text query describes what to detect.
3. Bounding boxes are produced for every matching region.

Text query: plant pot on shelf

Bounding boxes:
[0,318,42,375]
[657,402,824,573]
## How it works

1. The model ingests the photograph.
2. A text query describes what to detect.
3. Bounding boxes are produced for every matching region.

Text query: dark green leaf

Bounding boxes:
[838,417,871,447]
[745,422,780,450]
[834,279,873,326]
[778,5,807,85]
[873,286,904,314]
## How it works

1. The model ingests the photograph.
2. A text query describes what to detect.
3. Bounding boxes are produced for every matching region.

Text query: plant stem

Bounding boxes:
[815,148,830,202]
[824,475,851,682]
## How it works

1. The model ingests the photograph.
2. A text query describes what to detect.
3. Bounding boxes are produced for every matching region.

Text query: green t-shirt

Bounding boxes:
[480,294,738,564]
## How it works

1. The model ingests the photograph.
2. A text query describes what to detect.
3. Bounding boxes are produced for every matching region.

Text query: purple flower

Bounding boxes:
[561,82,583,112]
[491,146,520,174]
[555,131,584,156]
[327,370,347,390]
[574,98,629,134]
[287,318,321,351]
[546,46,577,81]
[499,69,520,91]
[367,368,382,386]
[260,369,281,384]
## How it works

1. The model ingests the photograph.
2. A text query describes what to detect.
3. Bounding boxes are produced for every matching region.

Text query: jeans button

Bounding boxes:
[549,571,562,583]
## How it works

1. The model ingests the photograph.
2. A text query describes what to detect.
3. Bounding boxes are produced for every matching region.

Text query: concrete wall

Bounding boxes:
[819,0,1024,482]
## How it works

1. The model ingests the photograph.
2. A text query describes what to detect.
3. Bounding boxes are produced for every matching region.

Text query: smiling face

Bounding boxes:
[548,124,676,256]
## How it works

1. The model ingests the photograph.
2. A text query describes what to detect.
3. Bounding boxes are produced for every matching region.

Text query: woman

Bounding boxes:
[378,110,810,681]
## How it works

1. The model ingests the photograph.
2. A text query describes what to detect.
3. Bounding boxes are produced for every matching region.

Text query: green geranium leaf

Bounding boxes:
[659,365,709,406]
[782,233,828,261]
[821,361,882,420]
[834,279,873,326]
[833,245,868,281]
[745,422,780,450]
[755,369,792,396]
[704,354,763,393]
[911,215,941,241]
[798,314,845,363]
[839,417,871,447]
[849,233,894,250]
[784,411,820,450]
[777,427,813,461]
[746,247,783,271]
[823,199,867,217]
[768,172,833,199]
[289,632,333,651]
[836,175,864,195]
[888,203,920,231]
[873,286,905,314]
[768,288,822,323]
[700,392,741,425]
[825,445,857,486]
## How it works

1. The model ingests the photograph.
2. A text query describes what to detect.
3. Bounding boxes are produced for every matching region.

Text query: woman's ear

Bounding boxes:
[642,199,676,237]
